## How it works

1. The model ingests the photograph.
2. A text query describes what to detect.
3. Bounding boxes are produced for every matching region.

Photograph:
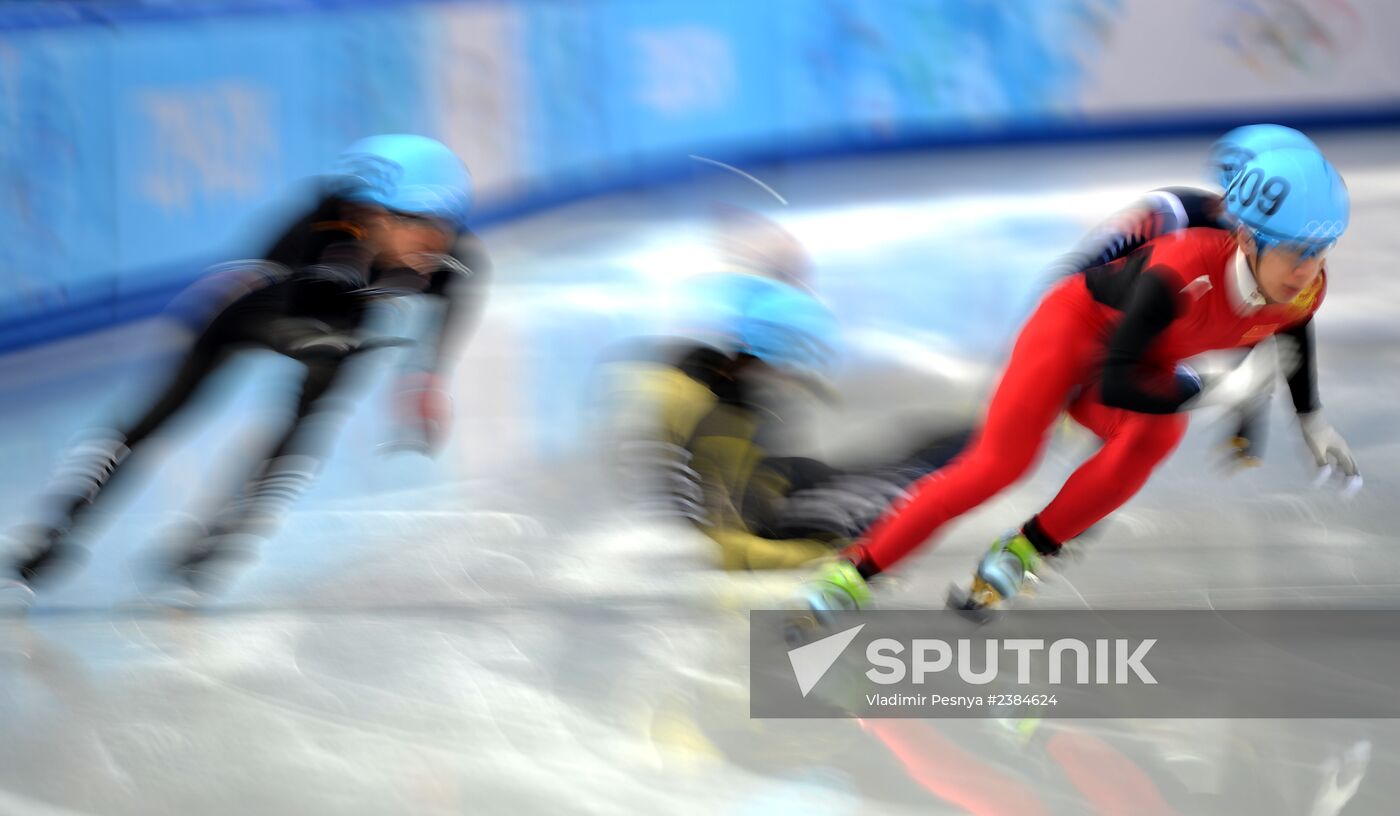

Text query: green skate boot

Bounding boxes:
[949,531,1043,619]
[787,560,872,642]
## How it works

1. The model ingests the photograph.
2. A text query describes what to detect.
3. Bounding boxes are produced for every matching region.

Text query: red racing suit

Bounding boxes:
[846,227,1326,574]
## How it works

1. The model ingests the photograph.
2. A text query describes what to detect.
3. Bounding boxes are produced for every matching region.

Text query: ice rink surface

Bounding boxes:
[2,132,1399,814]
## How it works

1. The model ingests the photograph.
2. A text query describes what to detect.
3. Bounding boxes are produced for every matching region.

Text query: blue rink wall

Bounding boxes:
[3,0,1400,351]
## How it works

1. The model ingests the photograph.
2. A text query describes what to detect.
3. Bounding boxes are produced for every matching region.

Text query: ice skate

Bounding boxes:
[787,559,871,644]
[0,577,35,614]
[135,521,258,610]
[948,531,1043,621]
[3,524,86,588]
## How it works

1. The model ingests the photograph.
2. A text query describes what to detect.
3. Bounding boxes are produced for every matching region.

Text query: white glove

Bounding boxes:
[1299,411,1362,495]
[1182,339,1279,412]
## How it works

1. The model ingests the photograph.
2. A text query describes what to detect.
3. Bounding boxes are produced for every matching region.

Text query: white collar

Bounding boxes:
[1230,250,1267,313]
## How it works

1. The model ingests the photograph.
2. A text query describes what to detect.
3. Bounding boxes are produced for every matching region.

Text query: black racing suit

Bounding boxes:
[13,191,489,585]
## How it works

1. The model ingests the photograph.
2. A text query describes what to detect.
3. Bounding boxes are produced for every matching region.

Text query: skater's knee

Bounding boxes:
[968,435,1042,488]
[1120,414,1187,459]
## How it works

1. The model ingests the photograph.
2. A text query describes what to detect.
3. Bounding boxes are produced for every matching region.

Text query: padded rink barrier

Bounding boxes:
[5,0,1400,350]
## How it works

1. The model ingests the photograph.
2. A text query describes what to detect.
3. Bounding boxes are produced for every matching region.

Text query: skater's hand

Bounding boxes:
[1299,411,1362,495]
[394,372,453,454]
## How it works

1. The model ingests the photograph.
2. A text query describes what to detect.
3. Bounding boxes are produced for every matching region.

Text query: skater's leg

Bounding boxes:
[896,426,976,480]
[43,323,237,529]
[802,282,1105,616]
[965,392,1186,608]
[11,329,236,583]
[769,429,977,543]
[746,456,845,539]
[169,356,363,584]
[1031,392,1188,547]
[842,283,1103,577]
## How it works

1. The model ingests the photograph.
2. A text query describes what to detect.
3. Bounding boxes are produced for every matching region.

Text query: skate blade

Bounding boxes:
[149,585,206,611]
[784,611,821,646]
[0,579,36,615]
[786,587,831,646]
[116,583,208,615]
[784,604,844,646]
[947,577,1003,624]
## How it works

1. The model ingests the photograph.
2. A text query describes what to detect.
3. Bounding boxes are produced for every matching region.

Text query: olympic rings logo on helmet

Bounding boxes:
[1301,220,1346,239]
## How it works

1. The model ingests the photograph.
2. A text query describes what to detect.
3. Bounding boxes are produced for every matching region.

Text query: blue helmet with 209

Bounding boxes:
[1222,145,1349,257]
[1208,124,1319,191]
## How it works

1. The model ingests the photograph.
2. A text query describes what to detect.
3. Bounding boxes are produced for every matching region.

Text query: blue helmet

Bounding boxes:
[676,272,841,379]
[336,134,473,230]
[1223,145,1348,257]
[679,272,783,347]
[1208,124,1319,190]
[737,278,842,380]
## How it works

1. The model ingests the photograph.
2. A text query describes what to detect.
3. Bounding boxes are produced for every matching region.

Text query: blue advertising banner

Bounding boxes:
[0,2,438,339]
[3,0,1399,349]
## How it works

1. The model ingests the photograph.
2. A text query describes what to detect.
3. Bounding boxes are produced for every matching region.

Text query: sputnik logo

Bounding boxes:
[787,624,864,697]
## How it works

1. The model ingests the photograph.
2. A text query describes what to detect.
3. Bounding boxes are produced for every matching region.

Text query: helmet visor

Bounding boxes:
[1255,232,1336,261]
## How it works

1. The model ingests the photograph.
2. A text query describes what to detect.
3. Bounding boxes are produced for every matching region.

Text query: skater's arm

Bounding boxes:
[415,231,491,377]
[1052,188,1218,275]
[1280,316,1357,481]
[385,235,489,453]
[1100,271,1194,414]
[1279,317,1319,414]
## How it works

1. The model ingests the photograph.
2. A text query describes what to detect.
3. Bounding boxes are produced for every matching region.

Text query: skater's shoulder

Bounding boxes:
[1143,225,1237,264]
[1126,228,1237,298]
[1145,187,1227,228]
[259,191,370,266]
